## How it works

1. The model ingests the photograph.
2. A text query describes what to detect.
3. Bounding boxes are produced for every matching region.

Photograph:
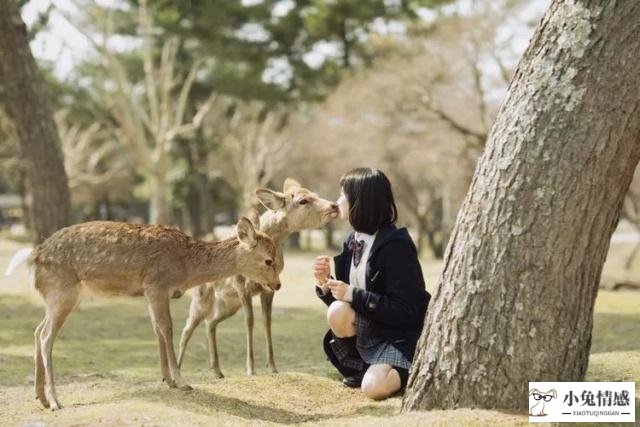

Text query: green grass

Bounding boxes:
[0,242,638,426]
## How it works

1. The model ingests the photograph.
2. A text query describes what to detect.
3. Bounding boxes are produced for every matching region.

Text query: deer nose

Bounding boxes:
[331,203,339,211]
[272,282,281,291]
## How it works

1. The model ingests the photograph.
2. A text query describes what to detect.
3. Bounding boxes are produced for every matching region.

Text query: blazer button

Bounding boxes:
[368,302,376,309]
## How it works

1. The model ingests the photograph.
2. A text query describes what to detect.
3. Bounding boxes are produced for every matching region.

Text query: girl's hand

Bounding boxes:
[313,255,331,286]
[327,279,349,300]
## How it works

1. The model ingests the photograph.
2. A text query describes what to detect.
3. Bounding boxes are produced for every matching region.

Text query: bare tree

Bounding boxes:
[207,99,290,211]
[403,0,640,411]
[56,111,135,215]
[285,11,511,256]
[68,0,214,223]
[0,0,71,242]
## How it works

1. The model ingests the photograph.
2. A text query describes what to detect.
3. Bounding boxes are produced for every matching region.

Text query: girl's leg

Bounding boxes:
[326,300,356,337]
[361,364,402,400]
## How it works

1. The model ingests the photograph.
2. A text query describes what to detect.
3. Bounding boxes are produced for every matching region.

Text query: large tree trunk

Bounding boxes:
[403,0,640,412]
[0,1,71,243]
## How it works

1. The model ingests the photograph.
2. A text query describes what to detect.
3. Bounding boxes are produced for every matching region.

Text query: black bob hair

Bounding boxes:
[339,167,398,235]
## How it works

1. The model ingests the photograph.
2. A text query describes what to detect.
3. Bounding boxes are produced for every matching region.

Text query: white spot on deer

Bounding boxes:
[529,326,537,338]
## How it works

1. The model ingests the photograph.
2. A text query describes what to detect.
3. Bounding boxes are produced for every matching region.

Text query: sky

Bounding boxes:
[22,0,550,86]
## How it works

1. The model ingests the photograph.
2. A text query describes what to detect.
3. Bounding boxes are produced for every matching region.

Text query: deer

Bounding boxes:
[176,178,339,378]
[3,217,279,411]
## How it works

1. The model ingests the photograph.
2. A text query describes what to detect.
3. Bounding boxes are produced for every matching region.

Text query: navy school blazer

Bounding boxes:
[316,224,431,362]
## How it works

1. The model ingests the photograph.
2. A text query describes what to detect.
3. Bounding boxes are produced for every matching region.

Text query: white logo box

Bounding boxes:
[528,382,635,423]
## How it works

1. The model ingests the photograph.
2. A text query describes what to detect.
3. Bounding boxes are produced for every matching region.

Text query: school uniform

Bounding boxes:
[316,223,431,387]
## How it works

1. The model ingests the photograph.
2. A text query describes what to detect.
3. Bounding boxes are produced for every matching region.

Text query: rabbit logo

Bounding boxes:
[529,388,557,416]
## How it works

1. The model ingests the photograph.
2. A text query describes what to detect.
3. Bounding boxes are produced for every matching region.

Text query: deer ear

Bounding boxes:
[550,389,557,398]
[237,217,257,247]
[529,389,540,396]
[245,207,261,229]
[255,188,286,210]
[283,177,302,193]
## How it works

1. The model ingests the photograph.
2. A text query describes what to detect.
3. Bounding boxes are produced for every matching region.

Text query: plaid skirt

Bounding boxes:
[331,313,411,371]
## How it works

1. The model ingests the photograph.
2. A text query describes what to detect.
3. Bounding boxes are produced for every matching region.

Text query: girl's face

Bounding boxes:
[337,189,349,220]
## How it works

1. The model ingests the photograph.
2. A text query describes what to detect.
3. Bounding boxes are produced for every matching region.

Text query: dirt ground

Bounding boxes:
[0,237,638,426]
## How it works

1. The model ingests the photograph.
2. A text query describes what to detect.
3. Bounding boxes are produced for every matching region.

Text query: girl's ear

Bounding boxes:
[255,188,286,210]
[236,217,257,247]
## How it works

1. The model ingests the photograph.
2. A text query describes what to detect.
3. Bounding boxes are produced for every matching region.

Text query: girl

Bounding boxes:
[312,167,431,400]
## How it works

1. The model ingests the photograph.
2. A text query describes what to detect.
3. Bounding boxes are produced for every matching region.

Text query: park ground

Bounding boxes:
[0,236,639,426]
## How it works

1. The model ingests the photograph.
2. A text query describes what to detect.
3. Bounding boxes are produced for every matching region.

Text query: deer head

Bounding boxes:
[235,217,281,290]
[254,177,339,232]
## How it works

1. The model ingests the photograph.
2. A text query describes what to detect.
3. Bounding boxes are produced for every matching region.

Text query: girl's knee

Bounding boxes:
[361,365,401,400]
[326,301,355,337]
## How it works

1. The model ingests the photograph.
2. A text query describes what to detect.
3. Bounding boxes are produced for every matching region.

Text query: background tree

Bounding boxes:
[205,99,290,210]
[403,0,640,411]
[284,4,524,255]
[71,0,214,224]
[56,111,136,220]
[0,0,71,243]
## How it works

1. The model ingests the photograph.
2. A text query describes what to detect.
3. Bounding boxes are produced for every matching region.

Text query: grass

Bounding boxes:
[0,241,638,426]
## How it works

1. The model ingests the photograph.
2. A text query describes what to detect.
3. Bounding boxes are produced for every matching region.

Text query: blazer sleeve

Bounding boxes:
[315,276,336,306]
[350,240,426,328]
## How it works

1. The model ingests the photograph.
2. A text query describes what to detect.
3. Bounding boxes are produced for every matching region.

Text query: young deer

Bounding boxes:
[4,217,279,410]
[177,178,338,377]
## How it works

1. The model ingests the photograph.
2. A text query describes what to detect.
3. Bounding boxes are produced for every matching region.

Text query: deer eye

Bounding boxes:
[265,259,273,267]
[299,199,308,205]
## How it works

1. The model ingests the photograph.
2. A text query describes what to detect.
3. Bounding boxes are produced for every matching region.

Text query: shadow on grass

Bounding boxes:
[115,387,335,424]
[353,404,398,417]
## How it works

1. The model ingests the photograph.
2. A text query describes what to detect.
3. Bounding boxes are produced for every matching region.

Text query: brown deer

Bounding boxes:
[4,218,279,410]
[177,178,338,377]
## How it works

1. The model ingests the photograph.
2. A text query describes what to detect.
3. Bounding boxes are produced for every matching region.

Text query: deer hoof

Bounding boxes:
[37,396,50,409]
[179,384,193,391]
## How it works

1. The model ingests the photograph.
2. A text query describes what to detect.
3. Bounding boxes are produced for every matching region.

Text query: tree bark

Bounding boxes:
[0,1,71,243]
[403,0,640,412]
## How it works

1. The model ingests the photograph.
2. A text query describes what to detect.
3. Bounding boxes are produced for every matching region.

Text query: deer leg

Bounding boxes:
[177,289,212,368]
[40,286,80,411]
[205,298,239,378]
[239,290,255,376]
[34,317,48,407]
[177,314,204,369]
[205,319,223,378]
[260,290,278,374]
[146,290,191,391]
[148,304,174,388]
